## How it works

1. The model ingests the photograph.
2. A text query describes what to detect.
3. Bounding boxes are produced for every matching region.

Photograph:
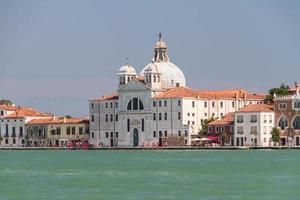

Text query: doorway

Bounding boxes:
[133,128,139,147]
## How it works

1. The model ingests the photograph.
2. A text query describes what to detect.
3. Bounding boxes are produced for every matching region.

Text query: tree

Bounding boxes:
[0,135,2,144]
[198,117,215,137]
[265,83,289,103]
[0,99,12,106]
[220,132,227,146]
[65,115,72,119]
[271,127,280,145]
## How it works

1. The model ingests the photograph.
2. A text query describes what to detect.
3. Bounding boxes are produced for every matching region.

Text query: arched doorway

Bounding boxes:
[133,128,139,147]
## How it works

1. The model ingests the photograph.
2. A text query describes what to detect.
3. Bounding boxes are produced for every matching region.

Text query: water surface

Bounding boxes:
[0,150,299,200]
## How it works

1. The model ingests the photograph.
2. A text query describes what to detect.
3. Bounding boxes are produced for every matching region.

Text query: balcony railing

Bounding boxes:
[237,120,243,123]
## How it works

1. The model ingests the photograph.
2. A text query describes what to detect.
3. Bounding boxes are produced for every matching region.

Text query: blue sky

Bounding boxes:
[1,0,300,117]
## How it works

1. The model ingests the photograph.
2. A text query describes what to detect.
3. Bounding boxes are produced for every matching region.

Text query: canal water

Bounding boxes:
[0,150,299,200]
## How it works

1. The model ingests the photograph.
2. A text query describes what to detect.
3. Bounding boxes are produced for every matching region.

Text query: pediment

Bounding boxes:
[131,119,140,126]
[118,79,150,92]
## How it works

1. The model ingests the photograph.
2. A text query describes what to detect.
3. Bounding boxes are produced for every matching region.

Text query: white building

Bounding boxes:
[0,106,51,147]
[234,104,274,147]
[89,34,266,147]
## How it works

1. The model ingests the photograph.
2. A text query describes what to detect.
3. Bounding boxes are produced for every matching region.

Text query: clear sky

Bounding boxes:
[1,0,300,117]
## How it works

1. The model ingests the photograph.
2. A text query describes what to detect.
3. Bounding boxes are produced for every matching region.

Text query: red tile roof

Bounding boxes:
[236,103,274,113]
[26,117,89,125]
[92,93,119,101]
[0,105,18,111]
[4,107,51,118]
[208,113,234,125]
[153,86,267,100]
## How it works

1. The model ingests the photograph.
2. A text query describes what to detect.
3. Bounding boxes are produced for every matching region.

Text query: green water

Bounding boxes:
[0,150,299,200]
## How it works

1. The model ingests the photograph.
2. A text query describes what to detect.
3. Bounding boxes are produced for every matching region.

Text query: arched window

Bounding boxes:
[127,77,130,82]
[293,116,300,129]
[153,75,156,82]
[127,98,144,111]
[278,116,288,130]
[127,100,132,110]
[294,100,300,109]
[119,77,122,85]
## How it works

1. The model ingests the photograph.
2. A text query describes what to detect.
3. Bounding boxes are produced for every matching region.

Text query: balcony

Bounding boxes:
[237,120,244,123]
[11,133,16,138]
[4,134,9,138]
[250,120,257,123]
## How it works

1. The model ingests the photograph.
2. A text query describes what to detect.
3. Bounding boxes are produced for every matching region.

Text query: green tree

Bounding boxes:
[198,117,215,137]
[271,127,280,145]
[0,99,12,106]
[220,132,227,146]
[0,135,3,143]
[65,115,72,119]
[265,83,289,103]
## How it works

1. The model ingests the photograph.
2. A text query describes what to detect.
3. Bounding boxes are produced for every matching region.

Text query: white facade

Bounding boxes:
[89,35,266,147]
[234,110,274,147]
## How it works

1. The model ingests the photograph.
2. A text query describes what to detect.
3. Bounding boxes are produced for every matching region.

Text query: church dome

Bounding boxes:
[140,62,186,88]
[140,33,186,88]
[118,64,137,75]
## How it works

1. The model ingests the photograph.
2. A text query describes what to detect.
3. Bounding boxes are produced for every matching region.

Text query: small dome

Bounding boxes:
[118,64,137,75]
[140,61,186,88]
[144,62,159,74]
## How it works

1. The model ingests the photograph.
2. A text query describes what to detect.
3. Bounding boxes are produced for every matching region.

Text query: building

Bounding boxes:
[0,107,51,147]
[234,104,274,147]
[274,83,300,146]
[89,34,266,147]
[25,117,89,147]
[0,105,18,117]
[207,112,234,145]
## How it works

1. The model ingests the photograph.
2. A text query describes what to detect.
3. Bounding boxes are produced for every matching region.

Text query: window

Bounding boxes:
[178,130,181,137]
[153,101,156,107]
[5,139,8,144]
[19,127,23,137]
[110,132,113,138]
[164,113,167,120]
[212,101,215,108]
[116,132,118,138]
[192,101,195,108]
[12,127,16,136]
[13,139,15,144]
[115,114,118,121]
[56,127,61,135]
[72,127,75,135]
[91,103,94,109]
[91,132,95,138]
[105,103,108,108]
[159,131,163,137]
[269,115,272,123]
[293,116,300,129]
[192,113,195,116]
[188,121,190,125]
[164,131,167,137]
[204,101,207,108]
[221,126,225,132]
[237,115,244,123]
[110,102,113,108]
[133,98,138,110]
[263,115,267,123]
[127,119,130,132]
[232,101,235,108]
[153,131,156,138]
[192,121,195,125]
[278,116,288,130]
[264,138,266,143]
[79,127,83,134]
[278,103,287,109]
[216,126,219,133]
[115,102,118,108]
[251,126,257,134]
[142,118,144,132]
[106,132,109,138]
[220,101,223,108]
[105,114,108,122]
[184,130,188,137]
[51,130,56,135]
[67,127,71,135]
[127,98,144,110]
[208,126,212,133]
[178,100,181,106]
[187,113,190,116]
[294,100,300,109]
[237,126,243,134]
[204,113,207,117]
[110,114,113,122]
[212,113,215,117]
[159,113,162,120]
[164,101,167,107]
[178,112,181,120]
[159,101,162,107]
[91,115,94,122]
[153,113,156,120]
[250,115,257,123]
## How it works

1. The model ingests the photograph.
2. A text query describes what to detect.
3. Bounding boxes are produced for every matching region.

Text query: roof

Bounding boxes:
[236,103,274,113]
[153,86,267,100]
[0,105,18,111]
[26,117,89,125]
[4,107,51,118]
[91,93,119,101]
[208,113,234,126]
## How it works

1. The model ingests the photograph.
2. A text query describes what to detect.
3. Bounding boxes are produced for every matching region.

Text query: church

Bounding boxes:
[89,34,266,147]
